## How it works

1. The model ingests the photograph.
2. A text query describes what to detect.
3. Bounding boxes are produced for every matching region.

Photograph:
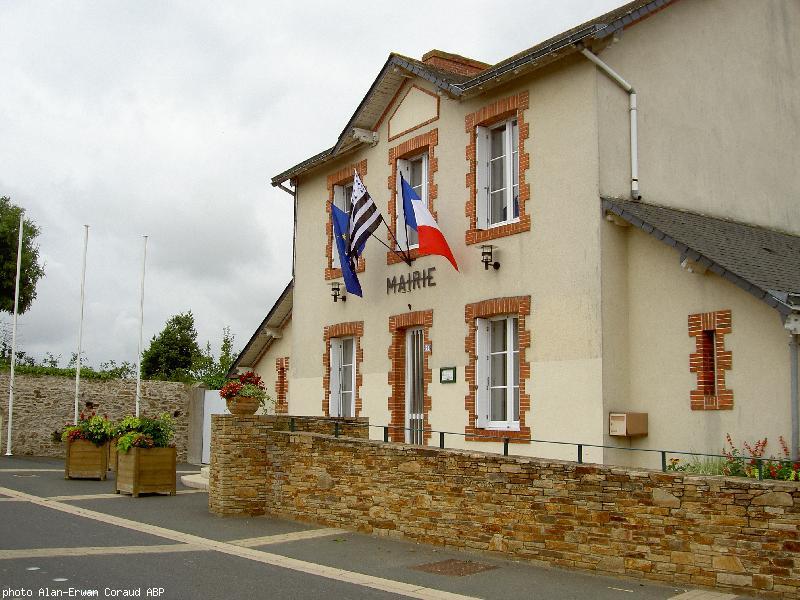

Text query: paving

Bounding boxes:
[0,456,747,600]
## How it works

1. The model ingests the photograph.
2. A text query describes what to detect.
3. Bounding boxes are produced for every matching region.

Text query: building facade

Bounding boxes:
[236,0,800,468]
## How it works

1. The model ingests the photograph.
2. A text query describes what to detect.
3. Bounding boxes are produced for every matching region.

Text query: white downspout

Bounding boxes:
[580,47,641,200]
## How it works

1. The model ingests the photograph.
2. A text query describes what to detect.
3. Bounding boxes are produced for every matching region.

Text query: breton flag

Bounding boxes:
[400,174,458,271]
[331,203,363,297]
[347,171,382,259]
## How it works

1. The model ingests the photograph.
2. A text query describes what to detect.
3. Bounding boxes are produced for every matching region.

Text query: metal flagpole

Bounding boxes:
[74,225,89,425]
[5,213,24,455]
[135,235,148,417]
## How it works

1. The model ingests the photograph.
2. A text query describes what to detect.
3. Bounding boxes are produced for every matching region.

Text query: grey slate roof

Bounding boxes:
[228,280,293,377]
[271,0,675,187]
[602,198,800,316]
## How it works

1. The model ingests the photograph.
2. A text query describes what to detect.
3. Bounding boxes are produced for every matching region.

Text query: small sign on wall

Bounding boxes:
[440,367,456,383]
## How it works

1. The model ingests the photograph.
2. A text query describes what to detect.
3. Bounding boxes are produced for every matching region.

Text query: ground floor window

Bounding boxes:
[464,297,531,442]
[322,321,363,417]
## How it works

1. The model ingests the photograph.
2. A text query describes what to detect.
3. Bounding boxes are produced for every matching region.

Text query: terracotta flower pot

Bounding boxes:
[226,395,259,415]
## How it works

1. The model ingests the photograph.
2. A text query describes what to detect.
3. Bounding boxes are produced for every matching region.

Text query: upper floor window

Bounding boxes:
[476,315,519,430]
[331,182,354,269]
[477,119,519,229]
[396,153,428,249]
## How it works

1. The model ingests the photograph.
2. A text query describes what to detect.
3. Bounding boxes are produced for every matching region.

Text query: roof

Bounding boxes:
[228,280,293,376]
[602,198,800,316]
[271,0,674,187]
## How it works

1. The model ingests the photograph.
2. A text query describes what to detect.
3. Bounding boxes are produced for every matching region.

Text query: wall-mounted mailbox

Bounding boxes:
[609,412,648,437]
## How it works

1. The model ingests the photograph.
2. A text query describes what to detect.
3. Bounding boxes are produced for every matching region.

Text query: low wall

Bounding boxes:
[210,415,800,598]
[0,373,201,461]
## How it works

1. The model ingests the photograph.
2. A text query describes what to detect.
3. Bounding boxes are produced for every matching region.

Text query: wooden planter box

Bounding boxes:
[108,438,118,472]
[65,439,109,480]
[115,446,176,497]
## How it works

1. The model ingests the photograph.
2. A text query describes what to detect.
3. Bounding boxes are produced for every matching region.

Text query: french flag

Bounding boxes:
[400,174,458,271]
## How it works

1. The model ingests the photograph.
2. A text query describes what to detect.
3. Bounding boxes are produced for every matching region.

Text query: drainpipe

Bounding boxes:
[791,333,799,461]
[784,312,800,461]
[579,47,641,201]
[274,180,297,279]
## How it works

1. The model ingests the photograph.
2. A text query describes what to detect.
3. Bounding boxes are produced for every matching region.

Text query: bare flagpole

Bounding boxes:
[5,213,24,455]
[135,235,148,417]
[73,225,89,425]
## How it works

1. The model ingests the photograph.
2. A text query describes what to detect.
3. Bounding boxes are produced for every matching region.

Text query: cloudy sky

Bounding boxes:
[0,0,622,368]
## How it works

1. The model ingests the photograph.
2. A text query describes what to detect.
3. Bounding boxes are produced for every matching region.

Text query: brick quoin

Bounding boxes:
[464,91,531,245]
[386,129,439,265]
[689,309,733,410]
[325,159,368,281]
[274,357,289,414]
[322,322,364,417]
[387,310,433,443]
[464,296,532,442]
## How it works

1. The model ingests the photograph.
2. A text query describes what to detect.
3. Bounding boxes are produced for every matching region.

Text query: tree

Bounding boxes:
[141,311,202,382]
[1,197,45,314]
[193,326,238,389]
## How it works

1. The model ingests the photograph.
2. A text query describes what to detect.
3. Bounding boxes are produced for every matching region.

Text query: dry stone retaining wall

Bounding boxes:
[210,414,800,598]
[0,373,196,460]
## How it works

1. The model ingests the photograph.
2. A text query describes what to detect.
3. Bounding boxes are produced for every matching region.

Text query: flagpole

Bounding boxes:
[5,213,24,456]
[135,235,148,417]
[380,216,413,266]
[74,225,89,425]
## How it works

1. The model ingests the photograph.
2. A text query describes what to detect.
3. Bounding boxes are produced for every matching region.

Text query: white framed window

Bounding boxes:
[476,119,519,229]
[475,315,519,430]
[332,182,354,268]
[329,336,355,417]
[396,153,427,250]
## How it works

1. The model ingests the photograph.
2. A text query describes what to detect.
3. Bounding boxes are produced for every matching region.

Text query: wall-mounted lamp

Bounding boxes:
[480,245,500,270]
[331,281,346,303]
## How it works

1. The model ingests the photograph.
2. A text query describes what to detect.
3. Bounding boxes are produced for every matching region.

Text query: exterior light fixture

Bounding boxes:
[480,245,500,270]
[331,281,346,303]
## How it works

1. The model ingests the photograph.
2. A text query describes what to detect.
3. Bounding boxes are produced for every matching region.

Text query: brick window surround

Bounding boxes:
[386,129,439,265]
[464,91,531,245]
[325,160,368,281]
[275,357,289,414]
[689,310,733,410]
[322,321,364,417]
[465,296,531,442]
[387,310,433,443]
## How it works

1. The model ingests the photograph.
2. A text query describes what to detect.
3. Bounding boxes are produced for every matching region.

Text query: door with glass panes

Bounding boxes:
[405,327,424,444]
[329,337,355,417]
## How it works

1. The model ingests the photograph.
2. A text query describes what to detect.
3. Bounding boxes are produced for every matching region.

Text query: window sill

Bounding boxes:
[466,215,531,245]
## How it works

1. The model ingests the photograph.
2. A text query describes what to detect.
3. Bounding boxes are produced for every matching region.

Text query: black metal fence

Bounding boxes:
[286,417,799,481]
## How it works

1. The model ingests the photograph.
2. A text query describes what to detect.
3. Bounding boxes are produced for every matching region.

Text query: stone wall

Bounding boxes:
[210,415,800,598]
[0,373,199,460]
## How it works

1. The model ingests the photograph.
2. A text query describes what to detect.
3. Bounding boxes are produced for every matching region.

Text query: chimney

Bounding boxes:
[421,50,489,77]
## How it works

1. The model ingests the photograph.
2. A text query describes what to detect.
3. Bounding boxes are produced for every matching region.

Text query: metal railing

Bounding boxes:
[285,417,799,481]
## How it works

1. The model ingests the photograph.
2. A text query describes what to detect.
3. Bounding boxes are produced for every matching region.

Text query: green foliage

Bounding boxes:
[0,196,45,314]
[141,311,202,382]
[192,326,238,389]
[667,455,727,475]
[61,413,112,446]
[114,413,175,453]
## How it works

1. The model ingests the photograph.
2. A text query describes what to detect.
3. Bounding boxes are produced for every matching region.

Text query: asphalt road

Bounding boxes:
[0,456,733,600]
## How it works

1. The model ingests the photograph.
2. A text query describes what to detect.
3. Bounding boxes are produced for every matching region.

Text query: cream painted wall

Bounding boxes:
[288,57,607,458]
[388,86,438,140]
[606,227,795,469]
[595,0,800,233]
[252,319,292,415]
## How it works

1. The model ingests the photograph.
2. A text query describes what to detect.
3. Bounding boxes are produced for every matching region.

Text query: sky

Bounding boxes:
[0,0,623,368]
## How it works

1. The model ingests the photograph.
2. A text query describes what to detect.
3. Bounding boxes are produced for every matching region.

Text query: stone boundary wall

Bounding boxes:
[210,415,800,598]
[0,373,199,460]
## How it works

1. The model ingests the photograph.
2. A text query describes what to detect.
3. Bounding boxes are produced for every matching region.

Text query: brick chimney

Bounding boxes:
[421,50,489,77]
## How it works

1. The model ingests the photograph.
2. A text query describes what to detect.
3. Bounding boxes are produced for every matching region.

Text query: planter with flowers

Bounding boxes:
[62,413,112,480]
[220,371,272,415]
[115,413,177,497]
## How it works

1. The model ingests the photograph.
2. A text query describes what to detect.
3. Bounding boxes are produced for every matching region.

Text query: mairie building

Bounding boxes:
[232,0,800,468]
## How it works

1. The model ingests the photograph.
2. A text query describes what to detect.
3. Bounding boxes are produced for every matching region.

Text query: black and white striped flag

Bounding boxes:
[347,171,382,258]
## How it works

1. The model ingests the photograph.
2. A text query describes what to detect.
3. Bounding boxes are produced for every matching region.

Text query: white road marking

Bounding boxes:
[0,485,481,600]
[0,545,203,560]
[0,468,63,472]
[669,591,738,600]
[228,528,348,547]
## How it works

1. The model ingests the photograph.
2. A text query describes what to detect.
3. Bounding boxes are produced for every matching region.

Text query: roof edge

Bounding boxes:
[601,198,793,317]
